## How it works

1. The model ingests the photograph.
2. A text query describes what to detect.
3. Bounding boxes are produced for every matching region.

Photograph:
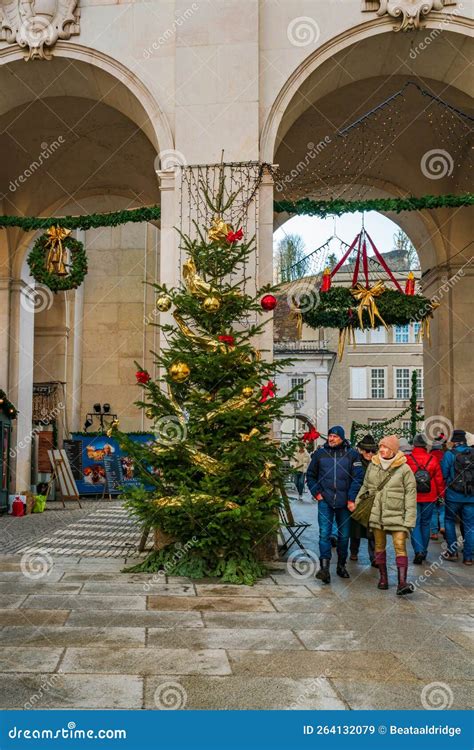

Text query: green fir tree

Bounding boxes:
[111,176,297,584]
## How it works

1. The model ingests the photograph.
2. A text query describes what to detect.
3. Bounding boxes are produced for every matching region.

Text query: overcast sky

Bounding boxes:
[273,211,403,266]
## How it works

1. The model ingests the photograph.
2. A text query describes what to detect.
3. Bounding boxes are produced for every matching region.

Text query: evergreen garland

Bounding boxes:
[0,193,471,232]
[274,193,474,218]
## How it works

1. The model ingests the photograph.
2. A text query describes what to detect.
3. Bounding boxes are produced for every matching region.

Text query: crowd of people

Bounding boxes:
[290,426,473,595]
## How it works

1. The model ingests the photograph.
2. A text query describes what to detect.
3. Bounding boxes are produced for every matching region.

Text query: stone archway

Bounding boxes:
[0,48,172,489]
[261,22,473,428]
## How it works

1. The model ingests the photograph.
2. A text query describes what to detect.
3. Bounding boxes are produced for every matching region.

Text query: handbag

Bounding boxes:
[351,467,399,527]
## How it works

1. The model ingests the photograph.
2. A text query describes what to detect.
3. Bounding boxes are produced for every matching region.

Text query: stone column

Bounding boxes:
[9,280,34,491]
[316,373,330,436]
[156,168,178,348]
[422,259,474,428]
[258,166,276,361]
[0,278,10,389]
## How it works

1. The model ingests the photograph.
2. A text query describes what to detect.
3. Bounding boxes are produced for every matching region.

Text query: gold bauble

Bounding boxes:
[169,361,191,383]
[145,408,154,419]
[156,294,172,312]
[242,386,253,399]
[202,295,221,313]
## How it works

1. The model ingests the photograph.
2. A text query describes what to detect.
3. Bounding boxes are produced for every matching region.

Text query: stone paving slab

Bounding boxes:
[394,648,474,681]
[0,582,83,595]
[296,630,371,651]
[144,675,346,710]
[331,677,472,710]
[147,595,275,612]
[147,627,304,651]
[60,572,166,582]
[2,626,146,647]
[0,609,69,626]
[0,647,63,673]
[66,609,204,628]
[0,674,143,709]
[227,649,416,680]
[81,582,196,596]
[60,647,231,676]
[0,595,27,609]
[444,631,474,652]
[202,611,342,630]
[0,571,66,583]
[194,584,313,598]
[23,594,147,610]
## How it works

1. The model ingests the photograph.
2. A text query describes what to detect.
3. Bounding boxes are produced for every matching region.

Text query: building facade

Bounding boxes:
[0,0,472,490]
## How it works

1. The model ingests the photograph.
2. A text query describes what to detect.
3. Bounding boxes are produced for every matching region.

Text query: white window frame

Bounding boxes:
[395,324,409,344]
[290,376,305,402]
[350,367,368,399]
[393,366,423,400]
[370,367,386,399]
[412,322,421,342]
[394,367,411,399]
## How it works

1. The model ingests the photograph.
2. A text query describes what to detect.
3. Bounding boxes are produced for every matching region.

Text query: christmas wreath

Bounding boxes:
[27,227,88,292]
[302,286,433,330]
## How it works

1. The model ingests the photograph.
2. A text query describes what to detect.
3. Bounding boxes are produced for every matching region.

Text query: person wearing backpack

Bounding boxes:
[441,429,474,565]
[406,434,446,565]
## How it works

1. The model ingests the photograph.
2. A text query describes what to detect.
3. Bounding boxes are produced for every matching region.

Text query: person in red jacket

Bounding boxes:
[407,434,446,564]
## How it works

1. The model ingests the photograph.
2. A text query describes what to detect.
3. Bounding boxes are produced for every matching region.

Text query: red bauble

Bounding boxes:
[136,370,151,384]
[260,294,277,311]
[218,335,235,346]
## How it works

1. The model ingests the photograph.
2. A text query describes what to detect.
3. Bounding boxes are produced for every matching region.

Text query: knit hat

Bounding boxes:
[357,433,378,452]
[399,437,412,453]
[328,425,345,440]
[451,429,467,444]
[379,435,400,455]
[413,434,427,448]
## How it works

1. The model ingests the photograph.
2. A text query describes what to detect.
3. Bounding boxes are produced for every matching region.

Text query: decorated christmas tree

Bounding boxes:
[110,173,296,584]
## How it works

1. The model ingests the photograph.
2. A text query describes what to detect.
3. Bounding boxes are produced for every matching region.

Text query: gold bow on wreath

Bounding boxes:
[46,226,71,276]
[349,281,388,330]
[337,326,357,362]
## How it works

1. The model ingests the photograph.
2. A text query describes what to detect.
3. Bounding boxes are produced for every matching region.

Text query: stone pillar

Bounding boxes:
[70,281,84,433]
[9,280,34,491]
[156,168,178,338]
[316,373,330,436]
[258,166,276,361]
[0,278,10,389]
[422,259,474,429]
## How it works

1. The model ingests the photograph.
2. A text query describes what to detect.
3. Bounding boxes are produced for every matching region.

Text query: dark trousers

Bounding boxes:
[318,502,351,562]
[350,535,375,561]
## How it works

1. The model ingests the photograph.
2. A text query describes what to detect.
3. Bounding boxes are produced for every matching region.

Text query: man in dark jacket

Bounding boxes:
[441,429,474,565]
[306,425,364,583]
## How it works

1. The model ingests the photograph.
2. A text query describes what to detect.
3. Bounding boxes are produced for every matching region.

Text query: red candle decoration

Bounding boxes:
[135,370,151,384]
[226,228,243,244]
[320,267,332,292]
[405,271,415,295]
[260,294,277,311]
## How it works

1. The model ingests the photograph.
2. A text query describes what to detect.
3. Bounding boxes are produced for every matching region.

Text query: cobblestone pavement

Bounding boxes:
[0,489,472,710]
[0,501,150,557]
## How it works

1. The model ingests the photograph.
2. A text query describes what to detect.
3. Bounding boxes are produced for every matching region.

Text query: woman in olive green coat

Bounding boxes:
[353,435,417,595]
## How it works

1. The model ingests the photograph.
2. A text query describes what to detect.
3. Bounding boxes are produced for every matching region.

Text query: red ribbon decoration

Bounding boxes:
[136,370,151,384]
[302,427,320,442]
[260,380,276,403]
[226,228,243,244]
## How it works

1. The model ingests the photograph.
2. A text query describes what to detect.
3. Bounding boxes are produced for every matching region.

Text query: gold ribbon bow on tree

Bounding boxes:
[46,226,71,276]
[350,281,388,330]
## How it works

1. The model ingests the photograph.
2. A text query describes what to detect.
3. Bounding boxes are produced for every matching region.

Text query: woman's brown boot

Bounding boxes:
[396,556,414,595]
[375,551,388,590]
